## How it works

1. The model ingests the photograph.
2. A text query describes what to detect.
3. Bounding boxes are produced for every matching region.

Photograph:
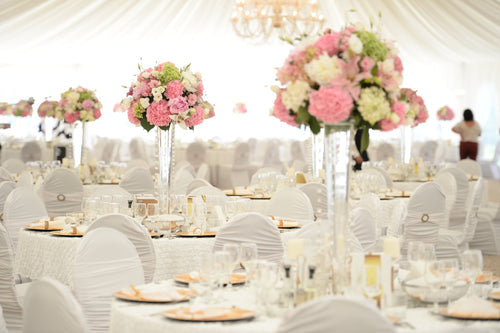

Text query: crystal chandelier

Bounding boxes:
[231,0,325,40]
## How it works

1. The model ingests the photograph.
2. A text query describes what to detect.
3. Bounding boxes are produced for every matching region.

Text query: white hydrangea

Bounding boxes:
[304,53,341,86]
[348,34,363,54]
[282,80,311,112]
[141,71,151,79]
[357,86,391,125]
[381,58,395,75]
[66,91,80,104]
[181,70,198,93]
[140,98,150,109]
[121,97,132,109]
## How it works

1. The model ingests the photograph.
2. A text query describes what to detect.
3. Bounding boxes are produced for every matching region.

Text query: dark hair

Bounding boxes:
[463,109,473,121]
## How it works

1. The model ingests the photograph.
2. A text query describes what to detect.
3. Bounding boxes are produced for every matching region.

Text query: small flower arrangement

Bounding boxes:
[120,62,214,131]
[38,100,58,117]
[233,103,248,114]
[399,88,428,127]
[271,24,405,151]
[0,103,12,115]
[436,105,454,121]
[57,87,102,124]
[13,98,34,117]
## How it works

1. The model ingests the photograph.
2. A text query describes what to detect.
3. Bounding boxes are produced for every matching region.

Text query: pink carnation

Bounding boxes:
[168,97,189,114]
[272,92,298,127]
[196,81,204,95]
[379,101,406,131]
[58,98,68,110]
[314,33,341,56]
[166,80,184,99]
[393,56,403,74]
[309,86,353,124]
[64,111,80,124]
[146,100,171,126]
[139,82,151,97]
[415,109,429,125]
[360,56,375,73]
[93,109,101,119]
[187,94,198,106]
[148,80,159,89]
[82,99,93,111]
[185,105,204,127]
[127,107,140,125]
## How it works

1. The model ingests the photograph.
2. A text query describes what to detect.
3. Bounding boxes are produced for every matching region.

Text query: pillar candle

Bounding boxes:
[287,238,304,259]
[383,236,401,258]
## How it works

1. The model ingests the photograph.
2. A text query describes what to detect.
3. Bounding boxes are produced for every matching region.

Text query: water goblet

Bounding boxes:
[424,261,443,311]
[462,249,483,297]
[240,242,258,274]
[440,259,459,307]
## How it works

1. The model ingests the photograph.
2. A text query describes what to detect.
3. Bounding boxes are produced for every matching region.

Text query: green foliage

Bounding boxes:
[158,63,181,85]
[140,116,154,132]
[357,30,388,62]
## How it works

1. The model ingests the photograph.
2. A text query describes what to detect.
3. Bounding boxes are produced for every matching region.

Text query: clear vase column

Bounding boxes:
[400,126,412,163]
[156,126,175,214]
[72,122,87,167]
[310,127,325,179]
[324,122,352,289]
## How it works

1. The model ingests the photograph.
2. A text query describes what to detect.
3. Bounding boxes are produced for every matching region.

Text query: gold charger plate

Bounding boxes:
[243,195,271,200]
[174,231,217,237]
[25,225,64,232]
[438,305,500,320]
[114,289,190,303]
[149,232,163,238]
[163,307,254,322]
[50,230,85,237]
[488,291,500,301]
[379,196,394,200]
[174,273,246,285]
[278,224,303,229]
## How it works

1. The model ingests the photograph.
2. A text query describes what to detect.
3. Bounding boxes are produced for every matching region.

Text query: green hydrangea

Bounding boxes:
[158,63,181,85]
[133,103,145,119]
[79,90,93,101]
[357,31,388,62]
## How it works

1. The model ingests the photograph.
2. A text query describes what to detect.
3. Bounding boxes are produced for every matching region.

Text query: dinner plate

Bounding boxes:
[163,307,254,322]
[243,195,271,200]
[174,273,246,285]
[50,230,85,237]
[475,274,500,284]
[25,225,64,232]
[149,232,163,238]
[114,289,190,303]
[488,291,500,302]
[174,231,217,237]
[438,306,500,320]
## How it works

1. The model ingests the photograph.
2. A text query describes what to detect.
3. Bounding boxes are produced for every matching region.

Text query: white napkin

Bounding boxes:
[403,261,426,281]
[448,295,500,316]
[30,220,65,229]
[61,225,88,234]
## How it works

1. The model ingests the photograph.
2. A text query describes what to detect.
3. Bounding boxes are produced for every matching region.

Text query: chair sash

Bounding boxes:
[39,189,83,216]
[403,212,445,246]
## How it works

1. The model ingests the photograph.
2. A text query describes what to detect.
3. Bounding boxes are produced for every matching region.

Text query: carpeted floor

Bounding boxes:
[483,179,499,275]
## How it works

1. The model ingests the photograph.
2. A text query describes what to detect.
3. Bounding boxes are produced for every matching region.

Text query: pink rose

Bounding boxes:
[187,94,197,106]
[127,107,140,125]
[196,81,204,95]
[58,98,68,110]
[93,109,101,119]
[185,105,204,127]
[314,33,341,56]
[360,56,375,73]
[379,101,406,131]
[64,111,80,124]
[393,56,403,74]
[309,86,353,124]
[272,92,298,127]
[168,97,189,114]
[146,100,171,126]
[82,99,93,111]
[166,80,184,99]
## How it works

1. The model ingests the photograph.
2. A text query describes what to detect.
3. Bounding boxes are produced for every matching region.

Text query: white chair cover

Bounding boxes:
[0,167,13,182]
[186,178,211,195]
[386,199,407,238]
[126,159,150,171]
[196,162,210,182]
[250,167,280,186]
[375,142,395,161]
[290,141,306,164]
[0,181,16,218]
[436,167,469,231]
[1,159,26,174]
[214,212,284,264]
[171,165,195,195]
[16,171,33,189]
[470,201,500,255]
[4,187,48,252]
[74,227,144,333]
[457,159,482,177]
[0,224,23,333]
[351,207,377,252]
[231,142,250,187]
[119,167,154,195]
[23,277,89,333]
[0,305,7,333]
[434,172,457,228]
[419,140,438,162]
[188,185,227,201]
[366,166,393,189]
[90,185,131,199]
[265,188,314,223]
[262,140,283,171]
[358,193,381,229]
[276,296,395,333]
[37,168,83,216]
[186,142,206,172]
[299,183,327,220]
[402,182,447,252]
[20,141,42,162]
[86,214,155,283]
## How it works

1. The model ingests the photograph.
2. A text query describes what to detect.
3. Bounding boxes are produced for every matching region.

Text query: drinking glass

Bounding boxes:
[83,199,97,224]
[424,261,442,311]
[147,203,160,232]
[212,250,231,288]
[384,289,407,322]
[240,242,258,273]
[363,264,382,300]
[462,249,483,296]
[476,271,493,299]
[135,203,147,223]
[222,243,240,285]
[440,259,459,307]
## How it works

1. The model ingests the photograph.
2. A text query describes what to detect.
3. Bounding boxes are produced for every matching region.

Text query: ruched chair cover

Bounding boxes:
[196,163,210,182]
[23,277,89,333]
[119,167,154,195]
[299,183,327,220]
[351,207,377,252]
[0,181,16,219]
[456,159,482,177]
[265,188,314,223]
[186,178,211,195]
[1,159,26,174]
[0,167,14,182]
[358,193,381,230]
[37,168,83,216]
[171,165,195,195]
[276,296,395,333]
[188,185,227,201]
[436,167,470,232]
[126,159,150,171]
[375,142,395,162]
[366,166,393,189]
[434,172,457,228]
[4,187,48,252]
[419,140,438,162]
[186,142,206,172]
[386,199,407,238]
[0,224,23,333]
[16,171,33,189]
[86,214,155,283]
[0,305,6,333]
[470,200,500,254]
[231,142,250,187]
[74,227,144,333]
[214,212,284,265]
[20,141,42,162]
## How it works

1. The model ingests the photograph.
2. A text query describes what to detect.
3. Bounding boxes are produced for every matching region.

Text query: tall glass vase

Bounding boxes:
[72,121,87,167]
[324,122,353,292]
[400,126,412,163]
[156,125,175,214]
[310,127,325,179]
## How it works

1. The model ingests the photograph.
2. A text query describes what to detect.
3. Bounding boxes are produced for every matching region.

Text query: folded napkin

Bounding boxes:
[30,220,65,229]
[403,261,426,282]
[448,295,500,316]
[61,225,88,234]
[122,284,185,301]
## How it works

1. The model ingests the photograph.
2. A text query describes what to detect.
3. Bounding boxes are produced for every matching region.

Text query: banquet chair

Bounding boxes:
[470,200,500,254]
[188,185,227,201]
[23,277,89,333]
[265,188,314,223]
[0,224,23,333]
[434,172,457,228]
[1,159,26,174]
[213,212,283,264]
[230,142,250,188]
[171,165,195,195]
[351,207,377,252]
[456,159,482,177]
[436,167,470,232]
[375,142,395,162]
[119,167,154,195]
[0,305,6,333]
[20,141,42,162]
[0,181,16,219]
[419,140,438,162]
[129,137,149,162]
[4,187,48,252]
[249,167,280,186]
[90,185,131,199]
[478,140,500,179]
[186,141,206,172]
[276,296,395,333]
[74,227,144,333]
[386,199,407,238]
[0,167,13,182]
[299,183,327,220]
[186,178,211,195]
[262,140,284,171]
[365,166,393,189]
[196,162,210,182]
[86,214,155,283]
[358,193,381,230]
[16,171,33,189]
[126,159,150,171]
[37,168,83,216]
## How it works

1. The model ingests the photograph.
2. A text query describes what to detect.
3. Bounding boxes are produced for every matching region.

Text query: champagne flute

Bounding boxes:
[212,250,231,294]
[135,203,147,224]
[147,203,159,233]
[425,261,442,312]
[440,259,459,307]
[462,249,483,297]
[240,242,258,272]
[222,243,240,286]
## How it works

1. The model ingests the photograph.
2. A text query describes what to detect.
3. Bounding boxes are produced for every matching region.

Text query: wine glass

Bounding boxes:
[222,243,240,286]
[212,250,231,291]
[147,203,159,233]
[135,203,147,223]
[462,249,483,297]
[440,259,459,307]
[363,264,382,301]
[240,242,258,274]
[424,261,442,311]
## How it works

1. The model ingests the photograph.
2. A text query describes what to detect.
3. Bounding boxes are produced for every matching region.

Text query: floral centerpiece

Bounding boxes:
[436,105,454,121]
[13,98,34,117]
[0,103,12,115]
[399,88,428,127]
[120,62,214,131]
[38,100,58,118]
[56,87,102,124]
[233,103,248,114]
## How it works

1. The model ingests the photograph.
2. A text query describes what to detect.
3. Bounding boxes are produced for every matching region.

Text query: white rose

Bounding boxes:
[181,70,198,93]
[151,87,165,96]
[282,80,311,112]
[381,59,395,74]
[121,97,132,109]
[153,94,162,102]
[140,98,150,109]
[348,34,363,54]
[142,71,151,79]
[304,53,341,86]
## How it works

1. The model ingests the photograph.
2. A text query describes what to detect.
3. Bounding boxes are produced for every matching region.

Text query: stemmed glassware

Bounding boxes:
[424,261,443,311]
[222,243,240,287]
[240,243,258,273]
[440,259,459,307]
[147,203,159,233]
[462,249,483,297]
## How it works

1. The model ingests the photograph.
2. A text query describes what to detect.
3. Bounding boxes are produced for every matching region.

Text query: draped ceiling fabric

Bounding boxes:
[0,0,499,147]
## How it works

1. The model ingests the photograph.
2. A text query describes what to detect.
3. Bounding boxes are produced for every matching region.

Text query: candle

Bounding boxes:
[383,236,400,258]
[287,238,304,259]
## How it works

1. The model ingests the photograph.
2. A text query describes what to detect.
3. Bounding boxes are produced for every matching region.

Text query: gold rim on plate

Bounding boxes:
[50,230,85,237]
[174,231,217,237]
[488,291,500,301]
[163,307,254,322]
[114,289,190,303]
[174,273,246,285]
[25,225,64,232]
[438,306,500,320]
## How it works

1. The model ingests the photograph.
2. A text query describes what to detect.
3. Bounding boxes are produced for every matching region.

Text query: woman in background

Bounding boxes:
[452,109,481,160]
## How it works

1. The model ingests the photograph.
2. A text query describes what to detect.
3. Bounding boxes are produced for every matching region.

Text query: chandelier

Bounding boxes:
[231,0,325,40]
